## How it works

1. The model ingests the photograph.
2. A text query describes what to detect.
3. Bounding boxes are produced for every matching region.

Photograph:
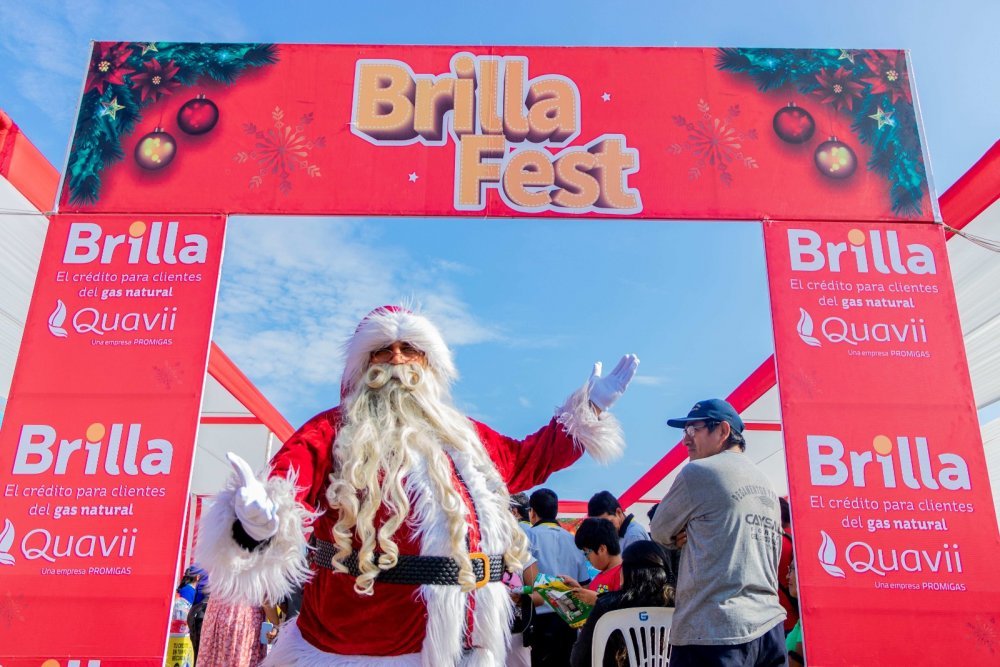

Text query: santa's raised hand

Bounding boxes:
[588,354,640,412]
[228,452,279,541]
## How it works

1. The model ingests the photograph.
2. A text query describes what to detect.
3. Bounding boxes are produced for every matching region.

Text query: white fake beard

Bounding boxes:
[325,363,528,596]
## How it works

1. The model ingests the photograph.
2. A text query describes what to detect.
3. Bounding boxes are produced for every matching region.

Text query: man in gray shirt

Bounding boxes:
[651,399,787,667]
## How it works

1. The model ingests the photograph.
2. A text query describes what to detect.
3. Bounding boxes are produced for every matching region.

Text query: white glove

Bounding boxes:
[587,354,640,411]
[227,452,279,542]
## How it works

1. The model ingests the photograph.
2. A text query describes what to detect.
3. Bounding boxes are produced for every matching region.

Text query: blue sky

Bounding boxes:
[1,1,998,501]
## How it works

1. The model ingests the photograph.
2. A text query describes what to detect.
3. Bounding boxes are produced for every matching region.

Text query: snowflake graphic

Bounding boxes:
[234,106,326,195]
[967,616,998,654]
[0,591,26,625]
[668,99,759,186]
[152,360,184,390]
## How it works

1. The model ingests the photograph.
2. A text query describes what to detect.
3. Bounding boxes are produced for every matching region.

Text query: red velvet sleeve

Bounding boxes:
[268,407,340,512]
[472,417,584,493]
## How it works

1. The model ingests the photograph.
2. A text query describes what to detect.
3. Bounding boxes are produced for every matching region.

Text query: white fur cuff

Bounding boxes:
[194,473,314,606]
[556,382,625,464]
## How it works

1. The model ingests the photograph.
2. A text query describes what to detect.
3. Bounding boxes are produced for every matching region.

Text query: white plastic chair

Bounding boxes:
[590,606,673,667]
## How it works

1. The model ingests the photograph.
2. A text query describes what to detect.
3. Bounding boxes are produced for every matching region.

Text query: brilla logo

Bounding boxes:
[63,220,208,265]
[808,433,970,491]
[788,227,936,275]
[13,422,174,476]
[0,517,15,566]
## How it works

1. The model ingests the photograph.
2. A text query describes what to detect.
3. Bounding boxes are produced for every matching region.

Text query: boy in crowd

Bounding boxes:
[562,517,624,606]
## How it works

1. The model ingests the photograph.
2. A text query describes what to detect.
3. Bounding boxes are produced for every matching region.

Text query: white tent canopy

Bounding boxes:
[0,112,290,525]
[622,142,1000,524]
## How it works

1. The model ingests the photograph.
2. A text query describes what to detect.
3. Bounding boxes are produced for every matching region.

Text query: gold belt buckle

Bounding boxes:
[469,552,490,589]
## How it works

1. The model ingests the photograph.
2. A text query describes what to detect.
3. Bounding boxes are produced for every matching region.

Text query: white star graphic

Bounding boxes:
[601,92,611,102]
[408,172,419,182]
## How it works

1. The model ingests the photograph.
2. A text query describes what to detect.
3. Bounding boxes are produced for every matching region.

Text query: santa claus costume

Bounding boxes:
[196,307,637,666]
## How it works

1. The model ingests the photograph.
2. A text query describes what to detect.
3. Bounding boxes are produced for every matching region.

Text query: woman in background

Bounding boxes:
[195,599,268,667]
[786,559,804,666]
[570,540,675,667]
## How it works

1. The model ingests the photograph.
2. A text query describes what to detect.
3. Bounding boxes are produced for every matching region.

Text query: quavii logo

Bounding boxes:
[795,307,928,348]
[47,299,177,339]
[817,530,965,582]
[788,228,936,275]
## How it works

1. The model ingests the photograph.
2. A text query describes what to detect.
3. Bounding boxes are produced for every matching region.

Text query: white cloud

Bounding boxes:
[633,375,667,386]
[0,1,250,128]
[214,217,501,413]
[517,396,531,408]
[431,259,473,274]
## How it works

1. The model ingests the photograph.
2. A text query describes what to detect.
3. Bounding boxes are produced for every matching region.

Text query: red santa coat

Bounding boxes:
[196,370,623,666]
[268,406,585,659]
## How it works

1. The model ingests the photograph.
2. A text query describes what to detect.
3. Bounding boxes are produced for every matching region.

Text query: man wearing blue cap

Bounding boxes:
[650,399,787,667]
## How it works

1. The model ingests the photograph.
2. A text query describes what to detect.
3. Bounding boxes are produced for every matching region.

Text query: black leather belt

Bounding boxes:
[310,538,505,588]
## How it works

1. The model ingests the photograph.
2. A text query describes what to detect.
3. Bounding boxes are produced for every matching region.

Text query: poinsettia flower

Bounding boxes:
[86,42,133,94]
[862,51,912,105]
[813,67,865,112]
[130,58,181,102]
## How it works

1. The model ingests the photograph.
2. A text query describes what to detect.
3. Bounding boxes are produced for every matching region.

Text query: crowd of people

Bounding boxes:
[501,471,801,667]
[183,306,801,666]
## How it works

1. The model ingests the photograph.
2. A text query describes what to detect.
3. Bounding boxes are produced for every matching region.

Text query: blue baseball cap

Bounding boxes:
[667,398,744,434]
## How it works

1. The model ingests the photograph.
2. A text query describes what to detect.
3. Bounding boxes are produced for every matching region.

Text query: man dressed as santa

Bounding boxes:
[196,306,639,666]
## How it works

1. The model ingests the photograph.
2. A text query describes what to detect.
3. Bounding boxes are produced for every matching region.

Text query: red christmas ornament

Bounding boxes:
[772,103,816,144]
[134,128,177,170]
[814,137,857,179]
[177,94,219,135]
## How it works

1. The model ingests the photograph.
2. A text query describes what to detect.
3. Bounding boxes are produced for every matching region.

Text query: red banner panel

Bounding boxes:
[0,214,226,665]
[60,44,934,221]
[764,219,1000,665]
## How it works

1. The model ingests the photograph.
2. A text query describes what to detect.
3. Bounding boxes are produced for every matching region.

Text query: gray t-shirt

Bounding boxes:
[650,451,786,645]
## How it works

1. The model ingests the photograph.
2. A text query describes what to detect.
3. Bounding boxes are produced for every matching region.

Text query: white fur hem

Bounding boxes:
[263,598,509,667]
[419,583,511,666]
[194,473,314,605]
[264,617,422,666]
[556,382,625,464]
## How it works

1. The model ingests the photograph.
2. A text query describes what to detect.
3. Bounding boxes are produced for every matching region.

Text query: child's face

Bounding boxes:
[584,545,613,571]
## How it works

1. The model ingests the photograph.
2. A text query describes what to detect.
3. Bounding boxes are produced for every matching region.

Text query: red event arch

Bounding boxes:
[0,43,997,665]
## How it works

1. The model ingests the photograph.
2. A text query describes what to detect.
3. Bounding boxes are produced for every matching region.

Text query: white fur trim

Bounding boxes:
[195,473,314,606]
[263,616,422,666]
[341,307,457,397]
[420,585,465,666]
[407,438,515,665]
[556,382,625,464]
[420,581,513,667]
[467,582,514,666]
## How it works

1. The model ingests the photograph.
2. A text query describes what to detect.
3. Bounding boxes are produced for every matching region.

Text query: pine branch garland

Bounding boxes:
[716,47,927,215]
[66,42,279,204]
